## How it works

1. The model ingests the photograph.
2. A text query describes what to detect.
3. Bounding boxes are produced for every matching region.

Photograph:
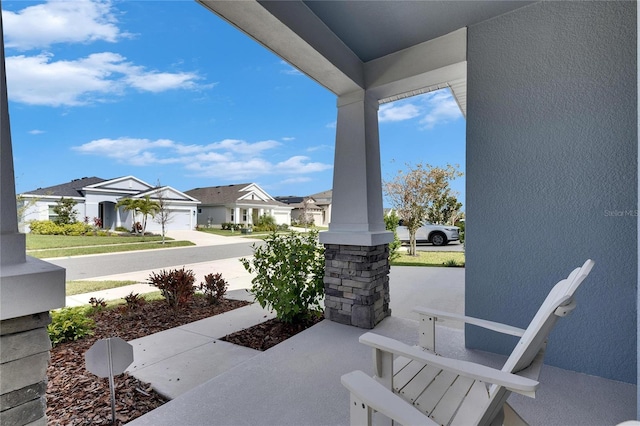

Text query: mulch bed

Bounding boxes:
[46,297,322,425]
[221,313,324,351]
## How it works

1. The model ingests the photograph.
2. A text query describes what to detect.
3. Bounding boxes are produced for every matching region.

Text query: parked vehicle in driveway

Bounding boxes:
[396,221,460,246]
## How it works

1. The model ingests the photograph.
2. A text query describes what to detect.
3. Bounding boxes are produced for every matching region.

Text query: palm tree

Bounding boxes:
[116,196,160,237]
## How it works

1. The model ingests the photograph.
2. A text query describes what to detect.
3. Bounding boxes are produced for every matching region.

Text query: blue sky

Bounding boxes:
[3,0,465,207]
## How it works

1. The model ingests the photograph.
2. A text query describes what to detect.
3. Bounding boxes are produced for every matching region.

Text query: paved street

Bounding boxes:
[48,241,259,281]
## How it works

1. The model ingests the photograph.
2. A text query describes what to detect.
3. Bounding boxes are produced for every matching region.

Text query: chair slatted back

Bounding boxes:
[501,259,594,375]
[474,260,594,425]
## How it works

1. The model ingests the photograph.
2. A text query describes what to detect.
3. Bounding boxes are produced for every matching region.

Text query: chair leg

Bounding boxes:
[418,314,436,352]
[503,402,529,426]
[350,393,373,426]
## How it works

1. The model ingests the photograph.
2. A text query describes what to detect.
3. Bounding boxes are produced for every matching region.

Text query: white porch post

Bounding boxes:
[0,13,65,425]
[320,90,392,245]
[320,90,393,329]
[234,207,240,224]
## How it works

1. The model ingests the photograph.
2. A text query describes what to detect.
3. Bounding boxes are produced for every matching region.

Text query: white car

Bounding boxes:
[396,222,460,246]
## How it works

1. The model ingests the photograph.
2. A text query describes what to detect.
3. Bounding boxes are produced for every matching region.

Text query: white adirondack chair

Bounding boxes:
[342,259,595,426]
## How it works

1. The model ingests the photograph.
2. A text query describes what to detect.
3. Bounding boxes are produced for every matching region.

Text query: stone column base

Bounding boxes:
[324,244,391,329]
[0,313,52,426]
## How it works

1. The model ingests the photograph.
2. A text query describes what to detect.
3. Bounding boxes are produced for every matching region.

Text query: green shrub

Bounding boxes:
[62,222,92,235]
[115,226,129,232]
[148,267,196,309]
[97,230,110,237]
[29,220,64,235]
[28,220,92,235]
[241,230,324,323]
[384,210,402,261]
[253,214,277,232]
[276,224,289,231]
[48,307,95,345]
[198,273,228,305]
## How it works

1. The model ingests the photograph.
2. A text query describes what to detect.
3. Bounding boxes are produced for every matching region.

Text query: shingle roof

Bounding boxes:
[309,189,332,200]
[274,196,305,204]
[185,183,289,207]
[23,177,107,197]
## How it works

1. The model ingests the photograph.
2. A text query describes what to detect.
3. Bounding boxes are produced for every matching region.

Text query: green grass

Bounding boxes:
[66,280,138,296]
[196,228,235,236]
[29,240,195,259]
[26,234,171,250]
[391,251,465,267]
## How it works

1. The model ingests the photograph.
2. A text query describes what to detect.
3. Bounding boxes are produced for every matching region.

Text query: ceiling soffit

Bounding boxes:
[197,1,531,113]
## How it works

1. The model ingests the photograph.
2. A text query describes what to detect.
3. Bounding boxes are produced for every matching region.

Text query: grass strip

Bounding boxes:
[31,241,195,259]
[26,234,171,250]
[66,280,139,296]
[391,251,465,267]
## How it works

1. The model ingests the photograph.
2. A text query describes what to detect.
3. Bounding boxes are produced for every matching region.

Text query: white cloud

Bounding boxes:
[419,91,463,129]
[378,103,420,123]
[376,89,463,129]
[72,137,332,181]
[204,139,281,155]
[5,52,204,106]
[280,177,312,184]
[279,60,303,76]
[124,71,201,93]
[275,156,332,174]
[282,137,295,141]
[325,121,336,129]
[28,129,45,135]
[307,144,332,152]
[2,0,126,50]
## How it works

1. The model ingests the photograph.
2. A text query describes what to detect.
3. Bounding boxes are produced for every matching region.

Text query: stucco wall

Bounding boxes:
[466,1,637,383]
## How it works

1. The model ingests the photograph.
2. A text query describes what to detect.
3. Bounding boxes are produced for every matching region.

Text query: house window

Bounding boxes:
[198,208,202,214]
[48,205,58,222]
[230,208,235,222]
[242,209,247,222]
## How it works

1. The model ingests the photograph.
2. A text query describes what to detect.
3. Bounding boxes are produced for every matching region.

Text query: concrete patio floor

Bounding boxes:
[128,266,636,425]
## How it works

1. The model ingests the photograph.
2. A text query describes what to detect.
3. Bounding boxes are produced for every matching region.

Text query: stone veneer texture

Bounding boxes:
[323,244,391,329]
[0,312,52,426]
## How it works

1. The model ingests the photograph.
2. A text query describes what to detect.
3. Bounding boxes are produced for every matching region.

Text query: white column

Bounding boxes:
[234,207,240,224]
[1,13,64,424]
[320,90,393,246]
[0,15,64,318]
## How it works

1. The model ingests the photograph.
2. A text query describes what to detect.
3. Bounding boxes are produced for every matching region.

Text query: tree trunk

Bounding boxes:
[409,231,417,256]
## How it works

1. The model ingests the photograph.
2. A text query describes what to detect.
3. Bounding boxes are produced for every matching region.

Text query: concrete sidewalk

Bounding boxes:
[126,289,276,399]
[66,256,254,307]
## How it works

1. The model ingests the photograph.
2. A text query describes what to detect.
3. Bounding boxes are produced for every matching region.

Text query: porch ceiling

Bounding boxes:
[197,0,534,114]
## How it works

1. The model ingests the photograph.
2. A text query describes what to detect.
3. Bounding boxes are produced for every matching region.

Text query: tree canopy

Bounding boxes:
[384,163,462,255]
[116,195,160,236]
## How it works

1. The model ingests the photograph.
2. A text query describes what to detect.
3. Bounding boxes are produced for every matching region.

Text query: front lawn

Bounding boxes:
[28,240,194,259]
[391,251,465,267]
[26,234,170,249]
[65,280,138,296]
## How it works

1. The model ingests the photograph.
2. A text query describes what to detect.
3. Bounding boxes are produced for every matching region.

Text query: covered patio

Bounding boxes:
[128,265,635,425]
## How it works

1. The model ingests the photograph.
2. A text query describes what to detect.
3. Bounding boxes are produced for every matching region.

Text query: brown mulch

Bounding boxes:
[221,313,324,351]
[46,298,322,425]
[47,297,249,425]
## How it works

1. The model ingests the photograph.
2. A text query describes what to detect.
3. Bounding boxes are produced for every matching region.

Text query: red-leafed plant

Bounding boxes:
[148,267,195,309]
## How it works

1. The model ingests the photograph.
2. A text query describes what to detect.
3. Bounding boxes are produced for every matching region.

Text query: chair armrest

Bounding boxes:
[359,332,539,398]
[341,370,438,426]
[413,306,526,337]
